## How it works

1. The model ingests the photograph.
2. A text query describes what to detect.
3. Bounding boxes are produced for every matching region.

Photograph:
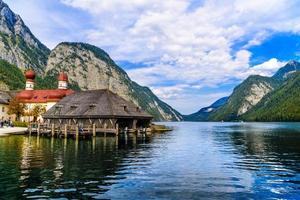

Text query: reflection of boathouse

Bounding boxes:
[42,89,153,135]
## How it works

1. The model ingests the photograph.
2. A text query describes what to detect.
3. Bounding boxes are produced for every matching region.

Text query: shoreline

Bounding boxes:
[0,127,27,137]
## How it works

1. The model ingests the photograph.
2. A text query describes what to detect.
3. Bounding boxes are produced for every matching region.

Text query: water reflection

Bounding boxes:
[0,134,154,199]
[212,123,300,198]
[0,123,300,199]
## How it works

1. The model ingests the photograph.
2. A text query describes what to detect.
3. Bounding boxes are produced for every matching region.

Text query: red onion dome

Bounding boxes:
[25,69,36,80]
[58,72,68,81]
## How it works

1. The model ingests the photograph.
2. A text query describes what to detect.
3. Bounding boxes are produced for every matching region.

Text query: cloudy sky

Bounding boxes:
[6,0,300,114]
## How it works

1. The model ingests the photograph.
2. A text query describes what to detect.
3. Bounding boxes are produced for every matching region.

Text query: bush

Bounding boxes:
[13,121,29,127]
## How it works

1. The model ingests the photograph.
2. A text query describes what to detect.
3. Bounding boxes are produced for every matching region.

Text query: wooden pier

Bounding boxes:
[32,89,154,139]
[27,122,152,138]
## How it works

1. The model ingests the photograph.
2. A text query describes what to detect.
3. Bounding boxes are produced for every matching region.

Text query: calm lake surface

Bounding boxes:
[0,122,300,199]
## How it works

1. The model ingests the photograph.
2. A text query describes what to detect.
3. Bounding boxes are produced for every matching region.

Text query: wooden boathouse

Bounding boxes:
[37,89,153,137]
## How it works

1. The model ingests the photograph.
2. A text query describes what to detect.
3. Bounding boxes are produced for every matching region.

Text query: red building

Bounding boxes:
[16,70,74,121]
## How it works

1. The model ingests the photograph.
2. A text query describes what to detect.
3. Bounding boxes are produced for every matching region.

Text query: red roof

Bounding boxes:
[16,89,74,103]
[25,70,36,80]
[58,72,68,81]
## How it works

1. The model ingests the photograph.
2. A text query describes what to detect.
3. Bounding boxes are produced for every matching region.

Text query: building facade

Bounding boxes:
[0,91,15,121]
[16,70,74,122]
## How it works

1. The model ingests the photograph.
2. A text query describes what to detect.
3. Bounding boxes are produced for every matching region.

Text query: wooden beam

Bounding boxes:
[29,123,32,135]
[116,123,119,136]
[75,124,79,138]
[51,123,55,137]
[132,119,137,130]
[93,123,96,137]
[64,124,68,138]
[109,119,113,127]
[37,123,40,136]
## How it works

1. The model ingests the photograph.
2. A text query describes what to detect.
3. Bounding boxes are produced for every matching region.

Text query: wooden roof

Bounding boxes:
[43,89,153,119]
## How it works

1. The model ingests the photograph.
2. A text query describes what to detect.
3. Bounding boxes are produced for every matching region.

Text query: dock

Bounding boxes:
[26,122,152,138]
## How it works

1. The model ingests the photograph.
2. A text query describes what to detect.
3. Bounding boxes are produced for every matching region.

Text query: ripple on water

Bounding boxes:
[0,123,300,199]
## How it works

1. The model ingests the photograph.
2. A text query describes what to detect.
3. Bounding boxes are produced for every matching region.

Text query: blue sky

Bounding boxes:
[5,0,300,114]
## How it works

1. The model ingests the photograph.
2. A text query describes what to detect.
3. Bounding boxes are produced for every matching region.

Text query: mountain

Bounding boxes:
[209,75,280,121]
[0,1,182,121]
[272,60,300,81]
[0,0,50,73]
[210,60,300,121]
[0,59,25,90]
[184,97,228,121]
[242,72,300,121]
[45,42,182,121]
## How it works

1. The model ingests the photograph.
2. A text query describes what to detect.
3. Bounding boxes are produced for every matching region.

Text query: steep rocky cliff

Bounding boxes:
[0,1,182,121]
[0,0,50,73]
[209,61,300,121]
[209,75,280,121]
[45,42,182,121]
[242,72,300,121]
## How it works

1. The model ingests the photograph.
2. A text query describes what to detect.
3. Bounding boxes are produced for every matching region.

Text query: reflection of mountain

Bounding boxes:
[222,124,300,172]
[0,135,154,199]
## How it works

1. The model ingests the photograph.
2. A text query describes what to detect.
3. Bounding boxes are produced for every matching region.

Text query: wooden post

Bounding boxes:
[132,119,137,130]
[37,123,40,136]
[51,123,55,137]
[116,123,119,136]
[104,123,107,137]
[29,124,32,135]
[75,124,79,138]
[64,124,68,138]
[92,123,96,137]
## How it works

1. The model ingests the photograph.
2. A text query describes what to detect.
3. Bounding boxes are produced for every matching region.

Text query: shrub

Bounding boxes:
[13,121,29,127]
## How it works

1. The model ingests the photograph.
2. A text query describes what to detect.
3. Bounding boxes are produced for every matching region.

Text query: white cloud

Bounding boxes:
[60,0,300,85]
[59,0,300,113]
[6,0,90,48]
[6,0,300,113]
[246,58,286,77]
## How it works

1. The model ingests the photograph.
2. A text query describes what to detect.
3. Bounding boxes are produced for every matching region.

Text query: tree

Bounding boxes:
[29,105,46,122]
[7,98,26,121]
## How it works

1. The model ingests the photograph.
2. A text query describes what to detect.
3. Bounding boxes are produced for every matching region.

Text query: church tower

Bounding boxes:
[25,69,35,90]
[58,72,68,90]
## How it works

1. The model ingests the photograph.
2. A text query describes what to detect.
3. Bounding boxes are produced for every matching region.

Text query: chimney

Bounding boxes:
[25,69,35,90]
[58,72,68,89]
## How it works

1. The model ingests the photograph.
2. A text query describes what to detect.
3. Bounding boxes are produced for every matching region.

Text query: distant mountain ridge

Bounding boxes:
[184,97,228,121]
[272,60,300,81]
[0,0,182,121]
[209,75,280,121]
[209,60,300,121]
[242,71,300,121]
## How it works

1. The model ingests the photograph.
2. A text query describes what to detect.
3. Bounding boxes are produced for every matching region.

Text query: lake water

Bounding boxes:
[0,122,300,199]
